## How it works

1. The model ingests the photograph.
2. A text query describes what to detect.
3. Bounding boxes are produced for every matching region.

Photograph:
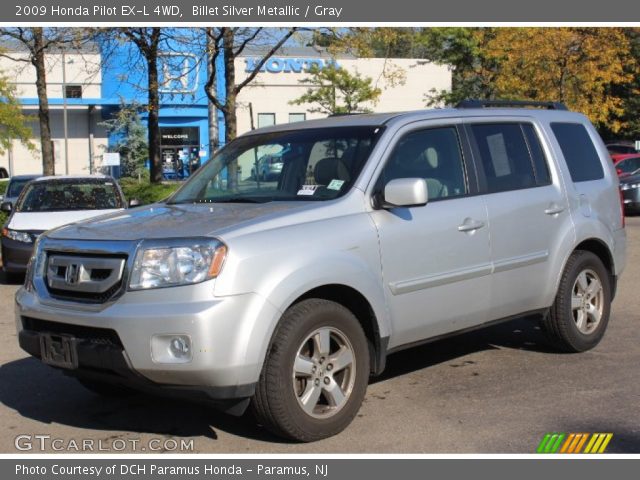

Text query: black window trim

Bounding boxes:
[464,120,553,195]
[521,123,553,188]
[372,123,479,206]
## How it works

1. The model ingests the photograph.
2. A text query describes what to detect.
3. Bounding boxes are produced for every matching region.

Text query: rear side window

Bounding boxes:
[470,123,538,193]
[551,123,604,182]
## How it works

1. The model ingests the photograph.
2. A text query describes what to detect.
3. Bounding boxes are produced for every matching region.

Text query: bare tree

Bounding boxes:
[0,27,80,175]
[116,28,163,183]
[204,27,297,189]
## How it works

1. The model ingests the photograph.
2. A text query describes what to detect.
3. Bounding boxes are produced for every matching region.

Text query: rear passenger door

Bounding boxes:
[465,120,574,319]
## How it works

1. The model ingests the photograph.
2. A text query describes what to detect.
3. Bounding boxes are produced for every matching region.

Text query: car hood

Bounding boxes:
[8,210,122,232]
[47,202,308,241]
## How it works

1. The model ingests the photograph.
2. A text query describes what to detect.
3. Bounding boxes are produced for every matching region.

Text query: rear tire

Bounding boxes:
[542,250,611,352]
[252,299,369,442]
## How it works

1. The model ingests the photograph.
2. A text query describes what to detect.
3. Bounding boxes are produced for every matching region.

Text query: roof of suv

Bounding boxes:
[244,107,587,137]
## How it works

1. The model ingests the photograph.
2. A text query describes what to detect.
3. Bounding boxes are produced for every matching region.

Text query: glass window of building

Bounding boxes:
[65,85,82,99]
[289,113,306,123]
[257,113,276,128]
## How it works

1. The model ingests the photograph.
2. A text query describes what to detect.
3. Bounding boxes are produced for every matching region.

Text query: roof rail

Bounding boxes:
[456,99,568,110]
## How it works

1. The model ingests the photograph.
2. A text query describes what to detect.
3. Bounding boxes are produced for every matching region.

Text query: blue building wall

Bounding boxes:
[99,30,226,175]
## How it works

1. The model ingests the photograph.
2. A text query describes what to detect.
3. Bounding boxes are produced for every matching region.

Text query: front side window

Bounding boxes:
[379,126,468,201]
[17,181,123,212]
[168,127,383,204]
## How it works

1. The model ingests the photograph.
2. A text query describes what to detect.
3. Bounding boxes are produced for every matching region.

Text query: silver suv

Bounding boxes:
[16,101,626,442]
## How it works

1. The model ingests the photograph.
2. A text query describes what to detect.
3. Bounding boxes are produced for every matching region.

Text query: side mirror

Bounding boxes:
[0,201,12,213]
[381,178,428,208]
[128,198,142,208]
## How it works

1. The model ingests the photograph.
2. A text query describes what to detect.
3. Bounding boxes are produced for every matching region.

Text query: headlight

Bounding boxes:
[2,228,33,243]
[621,183,640,190]
[129,240,227,290]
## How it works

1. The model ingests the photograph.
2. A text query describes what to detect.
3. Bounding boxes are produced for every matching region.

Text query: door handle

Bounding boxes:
[458,219,485,232]
[544,204,565,216]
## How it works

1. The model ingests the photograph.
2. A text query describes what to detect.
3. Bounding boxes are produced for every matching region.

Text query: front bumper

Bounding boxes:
[15,283,282,410]
[1,237,34,273]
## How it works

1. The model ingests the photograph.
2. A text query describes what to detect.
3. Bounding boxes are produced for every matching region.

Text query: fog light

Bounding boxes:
[170,337,190,357]
[151,334,193,364]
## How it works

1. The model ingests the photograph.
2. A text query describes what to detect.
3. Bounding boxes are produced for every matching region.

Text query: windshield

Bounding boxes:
[7,178,35,198]
[17,180,123,212]
[169,126,383,204]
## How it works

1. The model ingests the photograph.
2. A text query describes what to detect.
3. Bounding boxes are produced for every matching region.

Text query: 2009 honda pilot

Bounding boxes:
[15,101,626,441]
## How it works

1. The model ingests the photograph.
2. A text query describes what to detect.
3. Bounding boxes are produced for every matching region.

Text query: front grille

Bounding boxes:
[44,251,127,304]
[21,316,123,348]
[47,281,123,304]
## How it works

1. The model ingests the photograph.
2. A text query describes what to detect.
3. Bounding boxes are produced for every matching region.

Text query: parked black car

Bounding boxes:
[620,172,640,215]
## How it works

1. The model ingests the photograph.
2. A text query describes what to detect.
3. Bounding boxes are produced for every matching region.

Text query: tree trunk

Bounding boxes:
[32,28,55,175]
[223,29,238,190]
[147,46,162,184]
[206,28,219,157]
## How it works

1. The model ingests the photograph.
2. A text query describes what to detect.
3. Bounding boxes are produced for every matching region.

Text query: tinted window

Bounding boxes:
[551,123,604,182]
[7,178,34,198]
[617,157,640,174]
[522,124,551,185]
[471,123,536,193]
[17,181,123,212]
[380,127,467,200]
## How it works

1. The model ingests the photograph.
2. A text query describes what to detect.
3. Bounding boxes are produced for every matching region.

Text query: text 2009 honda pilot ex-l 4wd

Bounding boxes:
[16,101,626,442]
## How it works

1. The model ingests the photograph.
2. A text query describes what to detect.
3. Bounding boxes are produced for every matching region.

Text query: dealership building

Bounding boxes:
[0,42,451,176]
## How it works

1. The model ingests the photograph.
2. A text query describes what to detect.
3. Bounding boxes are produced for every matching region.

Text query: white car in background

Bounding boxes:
[1,175,126,276]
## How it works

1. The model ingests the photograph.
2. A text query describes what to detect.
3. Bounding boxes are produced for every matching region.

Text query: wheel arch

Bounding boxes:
[292,284,388,376]
[553,237,617,303]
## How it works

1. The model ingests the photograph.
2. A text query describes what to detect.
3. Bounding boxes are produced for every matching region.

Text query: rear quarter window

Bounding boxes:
[551,123,604,182]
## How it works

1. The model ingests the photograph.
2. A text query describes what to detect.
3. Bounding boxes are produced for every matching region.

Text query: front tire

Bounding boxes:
[542,250,611,352]
[252,299,370,442]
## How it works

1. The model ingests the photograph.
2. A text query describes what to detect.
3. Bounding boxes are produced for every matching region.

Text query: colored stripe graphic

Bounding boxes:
[537,433,566,453]
[537,433,613,453]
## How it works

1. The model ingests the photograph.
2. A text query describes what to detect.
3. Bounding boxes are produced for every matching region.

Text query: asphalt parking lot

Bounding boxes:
[0,219,639,454]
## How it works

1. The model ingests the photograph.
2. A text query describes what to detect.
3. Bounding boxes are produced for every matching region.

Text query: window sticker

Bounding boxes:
[327,179,345,191]
[486,133,511,177]
[297,185,318,196]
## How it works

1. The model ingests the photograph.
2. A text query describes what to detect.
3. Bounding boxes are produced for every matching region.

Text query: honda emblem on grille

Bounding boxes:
[65,263,80,286]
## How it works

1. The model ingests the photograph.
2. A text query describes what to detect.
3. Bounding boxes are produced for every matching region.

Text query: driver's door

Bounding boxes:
[368,122,493,348]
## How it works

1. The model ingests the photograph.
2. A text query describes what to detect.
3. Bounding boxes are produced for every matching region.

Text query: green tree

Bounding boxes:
[0,71,33,155]
[308,27,497,106]
[604,28,640,140]
[417,27,499,106]
[100,102,148,178]
[290,63,382,115]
